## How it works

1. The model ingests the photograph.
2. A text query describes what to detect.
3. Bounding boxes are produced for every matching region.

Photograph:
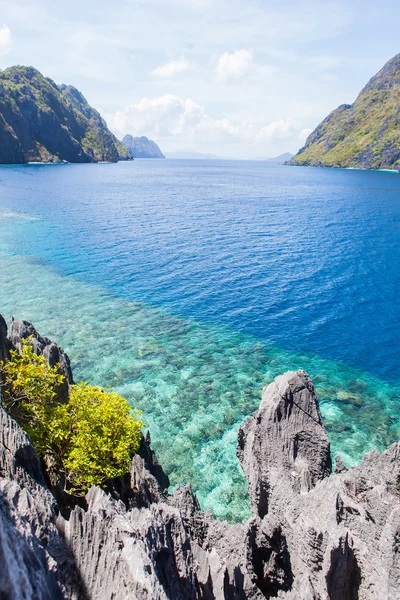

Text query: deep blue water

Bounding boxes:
[0,159,399,520]
[1,160,399,380]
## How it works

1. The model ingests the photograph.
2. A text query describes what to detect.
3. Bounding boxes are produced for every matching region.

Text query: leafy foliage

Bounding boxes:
[1,339,144,494]
[1,342,64,456]
[55,383,143,493]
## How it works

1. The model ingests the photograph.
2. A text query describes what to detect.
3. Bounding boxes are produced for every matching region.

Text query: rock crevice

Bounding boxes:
[1,316,399,599]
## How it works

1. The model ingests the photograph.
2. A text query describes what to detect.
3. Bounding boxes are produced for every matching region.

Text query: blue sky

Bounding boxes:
[0,0,398,158]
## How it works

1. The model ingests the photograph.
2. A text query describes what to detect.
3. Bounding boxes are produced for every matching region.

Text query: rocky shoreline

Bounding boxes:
[1,314,399,599]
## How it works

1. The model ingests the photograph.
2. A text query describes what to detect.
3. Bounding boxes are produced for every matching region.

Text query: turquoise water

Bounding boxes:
[0,161,399,521]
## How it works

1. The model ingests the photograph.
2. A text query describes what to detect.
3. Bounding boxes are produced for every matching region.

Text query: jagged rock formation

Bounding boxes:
[290,54,400,171]
[237,371,332,520]
[8,317,73,402]
[238,372,400,598]
[122,134,165,158]
[1,316,400,599]
[0,66,131,164]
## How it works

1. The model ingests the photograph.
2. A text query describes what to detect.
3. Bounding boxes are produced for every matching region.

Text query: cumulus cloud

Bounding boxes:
[0,25,12,55]
[152,57,190,78]
[108,94,255,146]
[257,120,313,146]
[214,49,253,84]
[257,118,303,142]
[110,94,203,137]
[107,93,308,155]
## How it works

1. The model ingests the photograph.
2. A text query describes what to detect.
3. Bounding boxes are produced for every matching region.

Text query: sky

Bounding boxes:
[0,0,399,158]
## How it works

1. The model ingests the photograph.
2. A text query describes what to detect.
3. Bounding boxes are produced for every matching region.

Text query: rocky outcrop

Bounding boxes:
[289,53,400,171]
[0,314,8,362]
[0,66,131,164]
[237,371,332,519]
[8,317,73,402]
[237,371,400,598]
[0,406,86,599]
[122,134,165,158]
[1,316,400,599]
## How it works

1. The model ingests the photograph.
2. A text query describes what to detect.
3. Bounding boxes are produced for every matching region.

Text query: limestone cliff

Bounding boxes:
[290,54,400,171]
[0,66,131,164]
[1,315,399,599]
[122,135,165,159]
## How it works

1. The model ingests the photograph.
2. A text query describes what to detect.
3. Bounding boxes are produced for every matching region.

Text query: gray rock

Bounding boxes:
[237,371,332,518]
[0,313,8,362]
[8,317,73,402]
[0,407,85,599]
[237,370,400,599]
[1,317,400,599]
[9,317,73,381]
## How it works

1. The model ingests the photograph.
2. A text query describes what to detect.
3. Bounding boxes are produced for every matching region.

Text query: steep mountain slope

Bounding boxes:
[290,54,400,171]
[122,134,165,158]
[0,66,131,164]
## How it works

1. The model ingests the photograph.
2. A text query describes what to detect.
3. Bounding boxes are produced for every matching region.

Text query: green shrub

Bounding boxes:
[54,383,143,493]
[1,339,144,494]
[1,341,64,455]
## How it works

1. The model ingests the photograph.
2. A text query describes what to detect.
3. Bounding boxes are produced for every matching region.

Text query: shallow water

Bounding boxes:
[0,160,399,521]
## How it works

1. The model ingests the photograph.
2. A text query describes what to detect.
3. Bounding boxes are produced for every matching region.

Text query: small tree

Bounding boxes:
[1,340,144,495]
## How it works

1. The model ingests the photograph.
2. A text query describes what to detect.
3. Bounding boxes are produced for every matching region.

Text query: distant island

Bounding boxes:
[266,152,294,163]
[289,54,400,171]
[122,135,165,159]
[167,151,294,162]
[166,150,221,159]
[0,66,131,164]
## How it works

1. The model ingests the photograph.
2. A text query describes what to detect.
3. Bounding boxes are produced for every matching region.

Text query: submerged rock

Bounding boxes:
[0,316,399,598]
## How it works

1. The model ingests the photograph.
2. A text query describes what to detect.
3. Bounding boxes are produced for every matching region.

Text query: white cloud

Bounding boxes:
[109,94,204,137]
[107,94,308,155]
[257,121,312,146]
[0,25,11,55]
[152,57,190,78]
[108,93,252,146]
[257,119,303,142]
[193,116,252,145]
[299,128,313,143]
[214,49,253,84]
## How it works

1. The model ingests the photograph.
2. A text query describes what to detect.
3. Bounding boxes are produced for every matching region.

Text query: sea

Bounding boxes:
[0,159,399,522]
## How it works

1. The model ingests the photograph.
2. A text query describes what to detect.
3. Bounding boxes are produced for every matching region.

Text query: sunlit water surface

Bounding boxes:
[0,160,399,521]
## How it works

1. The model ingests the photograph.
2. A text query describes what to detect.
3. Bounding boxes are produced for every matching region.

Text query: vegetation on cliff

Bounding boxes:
[0,65,132,164]
[290,54,400,171]
[1,340,143,494]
